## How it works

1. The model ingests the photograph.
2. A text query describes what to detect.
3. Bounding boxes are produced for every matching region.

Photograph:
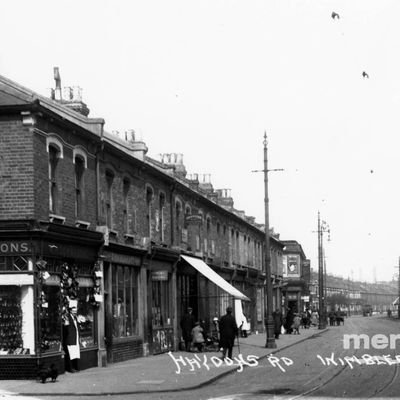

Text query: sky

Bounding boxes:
[1,0,400,282]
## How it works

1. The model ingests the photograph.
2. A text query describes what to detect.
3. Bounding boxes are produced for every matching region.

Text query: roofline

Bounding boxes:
[0,74,105,136]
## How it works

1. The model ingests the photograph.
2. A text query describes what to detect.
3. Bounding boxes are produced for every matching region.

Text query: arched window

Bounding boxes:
[146,186,154,238]
[123,178,131,233]
[184,204,191,228]
[175,199,182,245]
[105,170,115,228]
[48,144,61,213]
[159,192,166,242]
[74,155,85,219]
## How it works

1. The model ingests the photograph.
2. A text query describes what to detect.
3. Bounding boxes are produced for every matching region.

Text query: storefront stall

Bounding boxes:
[0,224,103,379]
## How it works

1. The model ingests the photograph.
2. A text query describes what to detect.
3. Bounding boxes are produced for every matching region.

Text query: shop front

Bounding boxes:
[102,247,145,363]
[0,224,103,379]
[178,255,250,340]
[146,247,180,355]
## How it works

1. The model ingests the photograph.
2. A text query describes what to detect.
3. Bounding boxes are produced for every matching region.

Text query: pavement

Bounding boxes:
[0,325,328,397]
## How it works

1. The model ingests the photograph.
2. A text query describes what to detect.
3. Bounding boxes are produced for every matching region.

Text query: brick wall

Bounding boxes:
[33,117,98,227]
[0,117,35,220]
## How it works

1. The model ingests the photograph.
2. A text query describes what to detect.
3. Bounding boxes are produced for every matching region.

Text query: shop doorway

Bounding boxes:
[288,300,298,313]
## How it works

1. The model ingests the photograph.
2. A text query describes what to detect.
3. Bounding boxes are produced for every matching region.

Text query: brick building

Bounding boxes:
[281,240,310,313]
[0,73,287,378]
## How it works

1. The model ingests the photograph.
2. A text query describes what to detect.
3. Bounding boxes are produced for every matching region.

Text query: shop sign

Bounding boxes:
[287,255,300,276]
[181,229,188,243]
[301,296,310,302]
[0,241,30,255]
[151,270,169,281]
[287,293,298,300]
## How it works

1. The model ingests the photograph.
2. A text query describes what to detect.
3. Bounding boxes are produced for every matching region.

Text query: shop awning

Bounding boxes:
[393,297,399,306]
[181,255,250,301]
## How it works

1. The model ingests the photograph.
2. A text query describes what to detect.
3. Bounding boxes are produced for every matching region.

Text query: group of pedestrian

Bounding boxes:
[180,306,238,359]
[328,309,345,326]
[273,308,317,336]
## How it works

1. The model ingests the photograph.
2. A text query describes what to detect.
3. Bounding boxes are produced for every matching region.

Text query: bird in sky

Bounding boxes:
[331,11,340,19]
[362,71,369,79]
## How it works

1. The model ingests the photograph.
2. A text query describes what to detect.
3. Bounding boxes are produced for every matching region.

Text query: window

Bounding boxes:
[105,170,114,228]
[175,200,182,246]
[184,205,191,228]
[111,265,138,338]
[74,156,85,219]
[146,186,154,238]
[123,178,130,233]
[1,286,34,355]
[48,145,60,213]
[159,192,166,242]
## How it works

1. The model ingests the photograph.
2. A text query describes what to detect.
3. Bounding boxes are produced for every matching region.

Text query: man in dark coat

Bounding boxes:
[284,308,294,334]
[63,306,80,372]
[180,307,195,351]
[272,308,283,339]
[219,306,238,360]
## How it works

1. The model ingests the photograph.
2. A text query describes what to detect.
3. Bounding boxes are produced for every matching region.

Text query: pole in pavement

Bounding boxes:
[398,257,400,319]
[318,211,326,329]
[263,133,277,348]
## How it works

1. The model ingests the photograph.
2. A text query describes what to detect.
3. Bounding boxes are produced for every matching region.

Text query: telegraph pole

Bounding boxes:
[318,212,324,329]
[398,257,400,319]
[263,133,276,348]
[252,133,283,348]
[317,212,329,329]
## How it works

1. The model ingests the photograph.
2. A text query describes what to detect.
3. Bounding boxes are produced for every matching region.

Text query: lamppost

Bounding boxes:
[263,133,284,348]
[398,257,400,319]
[318,212,330,329]
[252,133,282,348]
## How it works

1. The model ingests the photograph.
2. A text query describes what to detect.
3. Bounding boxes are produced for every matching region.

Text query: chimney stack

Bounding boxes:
[51,67,90,116]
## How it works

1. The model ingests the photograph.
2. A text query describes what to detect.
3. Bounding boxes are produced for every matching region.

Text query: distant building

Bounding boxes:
[281,240,310,313]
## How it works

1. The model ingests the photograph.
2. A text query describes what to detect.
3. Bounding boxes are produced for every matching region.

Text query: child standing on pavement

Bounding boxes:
[191,321,205,352]
[292,313,302,335]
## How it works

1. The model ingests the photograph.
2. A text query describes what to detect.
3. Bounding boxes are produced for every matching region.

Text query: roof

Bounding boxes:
[281,240,307,259]
[0,74,104,136]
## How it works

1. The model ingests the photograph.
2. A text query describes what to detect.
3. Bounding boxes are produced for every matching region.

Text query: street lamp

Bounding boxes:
[263,133,283,348]
[253,133,282,348]
[397,257,400,319]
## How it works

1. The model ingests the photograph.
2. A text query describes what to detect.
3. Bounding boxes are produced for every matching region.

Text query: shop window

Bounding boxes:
[77,286,96,348]
[41,285,62,353]
[74,155,86,220]
[112,265,138,338]
[41,278,96,353]
[0,286,34,355]
[151,278,171,327]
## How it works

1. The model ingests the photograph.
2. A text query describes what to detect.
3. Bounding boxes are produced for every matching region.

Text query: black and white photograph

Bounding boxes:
[1,1,400,399]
